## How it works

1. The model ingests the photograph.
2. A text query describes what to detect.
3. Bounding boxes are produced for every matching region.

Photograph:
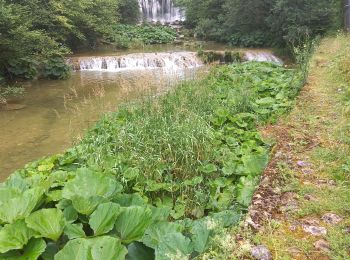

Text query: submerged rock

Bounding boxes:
[251,245,272,260]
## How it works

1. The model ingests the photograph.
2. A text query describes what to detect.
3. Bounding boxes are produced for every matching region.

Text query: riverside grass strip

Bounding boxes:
[0,61,305,259]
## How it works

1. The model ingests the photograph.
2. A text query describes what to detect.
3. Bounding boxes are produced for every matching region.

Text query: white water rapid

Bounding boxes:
[244,51,283,64]
[138,0,185,24]
[71,52,202,72]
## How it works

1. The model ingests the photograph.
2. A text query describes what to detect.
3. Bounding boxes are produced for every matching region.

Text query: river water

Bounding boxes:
[0,44,280,180]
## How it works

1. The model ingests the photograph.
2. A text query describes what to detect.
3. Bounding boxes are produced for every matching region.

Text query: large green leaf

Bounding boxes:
[115,206,152,243]
[70,196,105,216]
[64,224,86,240]
[0,220,33,253]
[0,188,21,205]
[90,236,127,260]
[21,238,46,260]
[142,222,183,249]
[89,202,121,236]
[54,236,127,260]
[54,238,91,260]
[155,233,193,260]
[25,208,65,241]
[62,168,122,215]
[0,188,44,224]
[190,221,211,253]
[241,152,268,175]
[113,193,146,207]
[210,210,241,228]
[236,176,257,207]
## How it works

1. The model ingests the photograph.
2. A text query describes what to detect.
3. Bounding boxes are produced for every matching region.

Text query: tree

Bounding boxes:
[0,0,121,80]
[118,0,140,24]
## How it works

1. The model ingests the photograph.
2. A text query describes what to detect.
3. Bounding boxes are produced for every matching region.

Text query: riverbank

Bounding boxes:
[231,35,350,259]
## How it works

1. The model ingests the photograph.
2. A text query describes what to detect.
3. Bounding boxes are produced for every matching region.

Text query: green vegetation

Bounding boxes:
[178,0,341,48]
[231,35,350,259]
[197,50,243,64]
[0,59,308,258]
[111,24,178,48]
[0,0,140,82]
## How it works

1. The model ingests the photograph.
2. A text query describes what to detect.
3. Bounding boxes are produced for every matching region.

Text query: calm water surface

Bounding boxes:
[0,67,201,180]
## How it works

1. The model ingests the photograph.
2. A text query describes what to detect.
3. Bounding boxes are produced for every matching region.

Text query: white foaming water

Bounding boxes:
[75,52,202,72]
[244,52,283,64]
[138,0,185,24]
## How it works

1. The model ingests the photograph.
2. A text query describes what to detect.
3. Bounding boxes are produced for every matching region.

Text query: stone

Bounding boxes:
[322,213,343,225]
[314,239,330,252]
[288,247,302,257]
[344,227,350,234]
[302,225,327,236]
[304,194,318,201]
[297,161,312,167]
[251,245,272,260]
[302,218,320,226]
[302,168,314,175]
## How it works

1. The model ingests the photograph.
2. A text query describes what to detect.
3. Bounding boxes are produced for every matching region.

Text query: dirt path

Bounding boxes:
[241,36,350,259]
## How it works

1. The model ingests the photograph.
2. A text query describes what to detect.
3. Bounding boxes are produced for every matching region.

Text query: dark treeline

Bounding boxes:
[0,0,139,81]
[178,0,342,48]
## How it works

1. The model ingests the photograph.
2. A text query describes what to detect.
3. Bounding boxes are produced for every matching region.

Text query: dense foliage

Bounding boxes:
[178,0,341,47]
[111,24,177,48]
[0,0,141,81]
[0,61,307,259]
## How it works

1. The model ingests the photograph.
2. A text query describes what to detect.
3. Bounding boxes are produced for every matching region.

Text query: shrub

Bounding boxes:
[6,57,39,80]
[111,24,177,48]
[42,57,71,80]
[229,31,269,47]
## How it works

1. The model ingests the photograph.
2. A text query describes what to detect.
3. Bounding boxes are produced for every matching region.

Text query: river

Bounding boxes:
[0,44,280,180]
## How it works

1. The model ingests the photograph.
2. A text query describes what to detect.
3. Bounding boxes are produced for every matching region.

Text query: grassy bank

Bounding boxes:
[0,59,306,258]
[232,35,350,259]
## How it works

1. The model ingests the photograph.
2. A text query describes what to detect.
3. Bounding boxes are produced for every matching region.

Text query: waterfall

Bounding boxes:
[70,52,202,72]
[244,52,283,64]
[138,0,185,24]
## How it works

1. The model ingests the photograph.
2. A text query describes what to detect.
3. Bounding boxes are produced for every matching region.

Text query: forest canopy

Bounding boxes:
[0,0,139,81]
[177,0,342,47]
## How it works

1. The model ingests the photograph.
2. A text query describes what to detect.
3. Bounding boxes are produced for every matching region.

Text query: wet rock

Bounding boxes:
[302,168,314,175]
[322,213,343,225]
[251,245,272,260]
[302,225,327,236]
[289,224,298,231]
[246,217,261,230]
[280,192,299,212]
[344,227,350,234]
[304,194,318,201]
[302,218,320,226]
[281,192,298,204]
[317,179,336,186]
[275,151,283,158]
[297,161,312,167]
[314,239,330,252]
[288,247,302,257]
